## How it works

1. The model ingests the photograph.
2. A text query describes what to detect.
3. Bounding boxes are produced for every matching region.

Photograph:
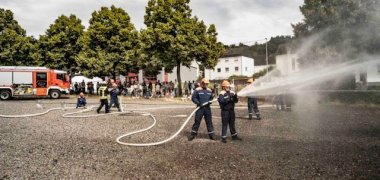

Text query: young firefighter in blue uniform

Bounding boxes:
[247,78,261,120]
[76,92,87,108]
[109,83,121,112]
[188,78,215,141]
[218,80,242,143]
[97,83,109,114]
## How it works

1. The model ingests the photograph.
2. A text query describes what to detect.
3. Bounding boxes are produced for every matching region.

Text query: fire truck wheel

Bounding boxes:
[49,90,61,99]
[0,90,11,100]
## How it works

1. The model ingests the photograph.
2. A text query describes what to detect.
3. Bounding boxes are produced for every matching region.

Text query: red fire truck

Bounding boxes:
[0,66,70,100]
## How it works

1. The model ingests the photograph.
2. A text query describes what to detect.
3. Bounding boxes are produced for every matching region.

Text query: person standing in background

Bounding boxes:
[246,78,261,120]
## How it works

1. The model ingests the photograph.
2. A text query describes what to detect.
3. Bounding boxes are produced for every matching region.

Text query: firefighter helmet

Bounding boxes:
[221,80,230,87]
[247,78,254,83]
[201,78,210,84]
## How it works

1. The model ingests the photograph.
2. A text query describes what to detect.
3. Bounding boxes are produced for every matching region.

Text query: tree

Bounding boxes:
[141,0,225,96]
[39,14,84,75]
[77,5,138,78]
[252,35,293,55]
[0,8,39,66]
[292,0,380,66]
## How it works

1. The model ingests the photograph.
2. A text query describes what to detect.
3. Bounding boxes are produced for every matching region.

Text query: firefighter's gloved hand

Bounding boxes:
[226,95,232,102]
[233,94,238,102]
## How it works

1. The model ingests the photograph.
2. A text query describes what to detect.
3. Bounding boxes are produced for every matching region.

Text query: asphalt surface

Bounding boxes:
[0,97,379,179]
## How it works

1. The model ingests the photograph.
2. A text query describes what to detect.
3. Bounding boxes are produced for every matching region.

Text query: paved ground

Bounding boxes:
[0,97,379,179]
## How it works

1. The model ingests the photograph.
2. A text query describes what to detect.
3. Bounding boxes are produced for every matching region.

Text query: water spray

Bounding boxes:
[238,59,380,97]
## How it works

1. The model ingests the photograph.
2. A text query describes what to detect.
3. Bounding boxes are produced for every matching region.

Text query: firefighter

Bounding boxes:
[188,78,215,141]
[247,78,261,120]
[218,80,242,143]
[109,83,121,112]
[97,83,110,114]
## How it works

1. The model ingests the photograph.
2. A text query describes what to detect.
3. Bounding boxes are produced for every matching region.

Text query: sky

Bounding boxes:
[1,0,304,45]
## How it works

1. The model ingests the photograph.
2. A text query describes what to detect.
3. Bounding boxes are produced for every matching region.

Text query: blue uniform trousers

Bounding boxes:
[191,106,214,135]
[221,109,237,138]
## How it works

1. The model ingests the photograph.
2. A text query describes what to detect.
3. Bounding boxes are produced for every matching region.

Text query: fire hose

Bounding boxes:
[0,99,218,147]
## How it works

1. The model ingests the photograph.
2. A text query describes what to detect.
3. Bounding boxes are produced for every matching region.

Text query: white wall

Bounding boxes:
[241,56,254,76]
[367,64,380,85]
[205,56,254,80]
[156,61,199,82]
[276,53,299,76]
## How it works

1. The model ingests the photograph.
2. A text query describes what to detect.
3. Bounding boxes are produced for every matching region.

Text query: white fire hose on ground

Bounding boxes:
[0,99,218,147]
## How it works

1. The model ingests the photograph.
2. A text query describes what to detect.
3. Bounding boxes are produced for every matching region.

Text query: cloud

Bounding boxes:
[190,0,303,44]
[1,0,303,44]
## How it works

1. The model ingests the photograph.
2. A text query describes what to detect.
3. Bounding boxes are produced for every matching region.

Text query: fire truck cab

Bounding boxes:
[0,66,70,100]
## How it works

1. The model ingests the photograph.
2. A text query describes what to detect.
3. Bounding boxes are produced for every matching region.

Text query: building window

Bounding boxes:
[235,67,239,71]
[225,59,229,63]
[225,67,229,72]
[245,67,248,71]
[217,68,221,73]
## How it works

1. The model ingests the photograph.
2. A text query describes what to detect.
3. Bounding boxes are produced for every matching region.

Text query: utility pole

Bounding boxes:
[265,38,268,82]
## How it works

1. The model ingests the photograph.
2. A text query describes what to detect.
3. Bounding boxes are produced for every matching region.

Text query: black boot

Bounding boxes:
[249,114,253,120]
[256,114,261,120]
[221,138,227,143]
[232,135,242,141]
[209,134,216,141]
[188,134,196,141]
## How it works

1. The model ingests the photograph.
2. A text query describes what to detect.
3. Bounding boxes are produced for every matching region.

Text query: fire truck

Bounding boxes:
[0,66,70,100]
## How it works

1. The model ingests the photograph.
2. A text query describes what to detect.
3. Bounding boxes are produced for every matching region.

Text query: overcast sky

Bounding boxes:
[1,0,304,45]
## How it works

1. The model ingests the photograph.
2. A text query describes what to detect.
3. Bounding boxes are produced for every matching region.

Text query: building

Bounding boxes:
[366,64,380,86]
[204,45,276,80]
[275,53,300,76]
[355,63,380,87]
[275,45,380,88]
[156,61,200,82]
[204,56,254,80]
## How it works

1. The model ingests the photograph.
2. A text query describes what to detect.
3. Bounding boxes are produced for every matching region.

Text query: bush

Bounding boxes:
[328,91,380,104]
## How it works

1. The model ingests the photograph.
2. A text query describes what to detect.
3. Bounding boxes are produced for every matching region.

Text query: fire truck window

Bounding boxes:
[57,74,65,80]
[36,72,47,88]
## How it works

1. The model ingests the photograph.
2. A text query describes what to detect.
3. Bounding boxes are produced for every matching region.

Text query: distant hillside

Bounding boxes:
[223,35,294,65]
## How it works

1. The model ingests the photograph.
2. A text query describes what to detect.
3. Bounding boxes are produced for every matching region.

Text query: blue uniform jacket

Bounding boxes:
[218,90,238,110]
[192,87,213,107]
[110,88,119,100]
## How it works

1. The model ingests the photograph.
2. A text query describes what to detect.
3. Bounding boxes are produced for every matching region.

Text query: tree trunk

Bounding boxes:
[69,65,73,83]
[176,60,182,97]
[112,66,117,80]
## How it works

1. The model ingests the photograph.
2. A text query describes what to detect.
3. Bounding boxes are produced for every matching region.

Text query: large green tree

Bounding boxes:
[39,14,84,75]
[293,0,380,66]
[0,8,39,66]
[141,0,225,96]
[77,5,138,78]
